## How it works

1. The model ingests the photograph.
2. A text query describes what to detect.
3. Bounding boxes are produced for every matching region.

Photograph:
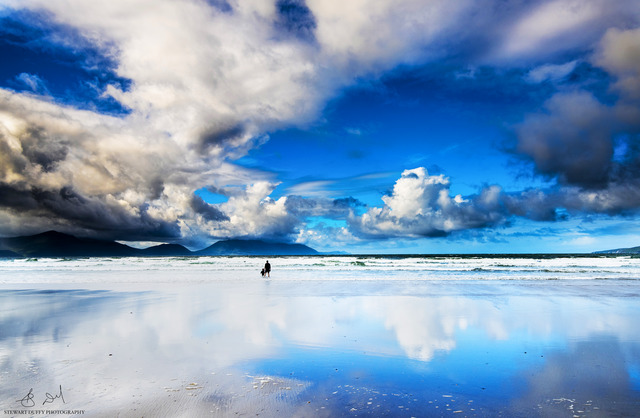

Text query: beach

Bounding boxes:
[1,255,640,417]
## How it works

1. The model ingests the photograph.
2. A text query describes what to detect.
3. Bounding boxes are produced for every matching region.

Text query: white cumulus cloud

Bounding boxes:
[352,168,507,238]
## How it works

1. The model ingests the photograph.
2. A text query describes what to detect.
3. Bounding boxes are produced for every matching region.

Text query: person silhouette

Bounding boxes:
[264,260,271,277]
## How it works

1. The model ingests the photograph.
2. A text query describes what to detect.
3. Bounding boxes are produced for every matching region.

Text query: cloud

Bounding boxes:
[190,194,229,222]
[349,163,640,242]
[550,183,640,215]
[286,180,336,198]
[502,180,640,223]
[0,182,181,240]
[189,188,362,244]
[594,27,640,100]
[0,0,330,241]
[497,0,601,60]
[346,127,361,135]
[274,0,317,43]
[509,26,640,219]
[295,222,360,251]
[514,26,640,189]
[0,0,638,245]
[285,195,361,218]
[515,91,617,187]
[351,168,507,238]
[0,0,410,242]
[525,60,579,83]
[490,0,639,64]
[0,89,190,238]
[213,181,298,240]
[14,72,49,94]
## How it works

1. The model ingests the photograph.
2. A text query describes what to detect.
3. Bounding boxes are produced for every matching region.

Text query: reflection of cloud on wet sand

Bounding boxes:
[2,283,640,415]
[370,294,640,362]
[512,338,640,416]
[0,287,313,416]
[364,296,505,361]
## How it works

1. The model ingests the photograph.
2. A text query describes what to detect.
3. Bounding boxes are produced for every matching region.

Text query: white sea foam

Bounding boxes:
[0,255,639,284]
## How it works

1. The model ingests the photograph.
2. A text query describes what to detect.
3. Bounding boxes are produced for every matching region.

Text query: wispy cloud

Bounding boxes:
[14,72,49,94]
[525,60,579,83]
[345,127,362,136]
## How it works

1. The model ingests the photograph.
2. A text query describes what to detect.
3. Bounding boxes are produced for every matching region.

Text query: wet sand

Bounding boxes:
[2,276,640,417]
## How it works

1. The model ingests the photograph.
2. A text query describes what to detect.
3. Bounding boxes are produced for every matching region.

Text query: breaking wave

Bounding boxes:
[1,254,639,284]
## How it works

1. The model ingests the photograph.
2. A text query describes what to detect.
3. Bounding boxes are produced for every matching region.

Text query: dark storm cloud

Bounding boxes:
[0,182,180,241]
[332,197,364,209]
[204,185,229,197]
[514,91,618,188]
[148,178,165,200]
[0,183,38,211]
[559,182,640,215]
[190,195,229,222]
[199,123,246,153]
[507,27,640,223]
[501,178,640,222]
[33,186,179,239]
[502,189,563,222]
[19,125,69,172]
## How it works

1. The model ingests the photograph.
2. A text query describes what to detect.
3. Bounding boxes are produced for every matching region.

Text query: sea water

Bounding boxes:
[1,255,639,416]
[2,254,640,283]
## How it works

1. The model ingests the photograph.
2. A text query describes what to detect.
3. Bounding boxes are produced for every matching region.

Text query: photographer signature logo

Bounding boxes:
[17,385,65,407]
[4,386,84,415]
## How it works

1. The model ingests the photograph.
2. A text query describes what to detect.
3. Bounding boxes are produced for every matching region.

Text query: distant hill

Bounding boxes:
[0,231,319,257]
[139,243,193,256]
[594,246,640,254]
[196,238,318,256]
[0,231,138,257]
[0,249,22,258]
[0,230,190,258]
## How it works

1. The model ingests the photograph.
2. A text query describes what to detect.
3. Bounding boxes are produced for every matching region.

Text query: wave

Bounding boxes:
[1,254,639,284]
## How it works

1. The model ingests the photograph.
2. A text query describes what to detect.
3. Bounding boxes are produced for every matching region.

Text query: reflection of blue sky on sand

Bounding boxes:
[1,281,639,416]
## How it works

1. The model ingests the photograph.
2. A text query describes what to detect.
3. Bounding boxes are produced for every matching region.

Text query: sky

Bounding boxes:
[0,0,640,254]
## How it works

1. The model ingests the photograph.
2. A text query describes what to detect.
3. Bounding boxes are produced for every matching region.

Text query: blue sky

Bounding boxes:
[0,1,639,253]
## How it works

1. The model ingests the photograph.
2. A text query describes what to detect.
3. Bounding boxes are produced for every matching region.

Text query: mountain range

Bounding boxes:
[0,231,319,258]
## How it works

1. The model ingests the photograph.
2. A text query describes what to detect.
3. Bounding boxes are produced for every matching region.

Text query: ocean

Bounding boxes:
[2,253,640,283]
[1,255,639,416]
